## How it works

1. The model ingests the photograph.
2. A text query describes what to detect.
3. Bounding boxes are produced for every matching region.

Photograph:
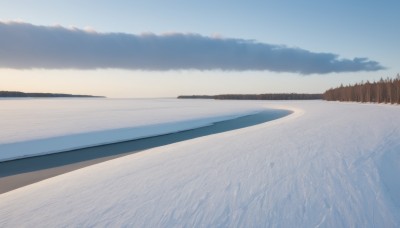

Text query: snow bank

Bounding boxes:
[0,100,399,227]
[0,98,264,161]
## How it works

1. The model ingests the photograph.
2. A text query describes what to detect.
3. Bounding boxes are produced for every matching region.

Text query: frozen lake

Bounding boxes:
[0,98,271,161]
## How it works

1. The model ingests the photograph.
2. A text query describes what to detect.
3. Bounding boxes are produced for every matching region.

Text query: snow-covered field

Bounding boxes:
[1,100,399,227]
[0,98,264,161]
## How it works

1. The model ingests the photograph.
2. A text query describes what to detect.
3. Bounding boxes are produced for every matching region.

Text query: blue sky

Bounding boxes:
[0,0,399,97]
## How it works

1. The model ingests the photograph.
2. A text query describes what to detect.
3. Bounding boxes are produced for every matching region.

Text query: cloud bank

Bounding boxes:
[0,21,384,74]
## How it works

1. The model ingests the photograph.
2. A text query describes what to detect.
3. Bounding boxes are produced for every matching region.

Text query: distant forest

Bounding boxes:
[323,75,400,104]
[178,93,323,100]
[0,91,104,98]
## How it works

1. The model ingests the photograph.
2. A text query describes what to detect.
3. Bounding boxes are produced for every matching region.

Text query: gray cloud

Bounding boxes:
[0,21,384,74]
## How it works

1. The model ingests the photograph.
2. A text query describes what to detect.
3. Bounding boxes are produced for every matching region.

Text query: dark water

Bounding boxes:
[0,109,291,194]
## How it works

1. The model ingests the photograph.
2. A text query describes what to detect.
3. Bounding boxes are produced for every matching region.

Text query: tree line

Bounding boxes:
[178,93,323,100]
[0,91,104,98]
[323,75,400,104]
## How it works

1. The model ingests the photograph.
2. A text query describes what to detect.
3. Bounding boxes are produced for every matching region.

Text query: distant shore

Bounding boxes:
[178,93,322,100]
[0,91,105,98]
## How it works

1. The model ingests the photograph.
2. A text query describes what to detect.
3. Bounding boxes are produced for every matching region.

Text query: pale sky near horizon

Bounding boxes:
[0,0,399,98]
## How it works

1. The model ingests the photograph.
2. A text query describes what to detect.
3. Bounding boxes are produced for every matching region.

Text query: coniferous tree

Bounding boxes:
[323,75,400,104]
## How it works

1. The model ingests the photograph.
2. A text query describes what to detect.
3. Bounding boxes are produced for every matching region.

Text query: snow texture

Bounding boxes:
[0,98,263,161]
[0,100,399,227]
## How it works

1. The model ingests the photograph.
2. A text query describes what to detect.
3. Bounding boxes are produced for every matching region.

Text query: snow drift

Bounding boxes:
[0,100,399,227]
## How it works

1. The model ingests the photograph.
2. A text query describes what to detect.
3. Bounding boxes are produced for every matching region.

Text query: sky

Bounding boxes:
[0,0,399,98]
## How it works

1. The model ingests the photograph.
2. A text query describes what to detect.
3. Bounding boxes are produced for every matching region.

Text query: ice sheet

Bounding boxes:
[0,98,263,161]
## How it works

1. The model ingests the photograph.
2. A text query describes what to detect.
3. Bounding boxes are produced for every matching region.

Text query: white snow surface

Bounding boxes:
[1,100,400,227]
[0,98,264,161]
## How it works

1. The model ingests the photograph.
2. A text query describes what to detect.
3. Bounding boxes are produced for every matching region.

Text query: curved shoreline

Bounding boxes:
[0,112,261,163]
[0,109,292,194]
